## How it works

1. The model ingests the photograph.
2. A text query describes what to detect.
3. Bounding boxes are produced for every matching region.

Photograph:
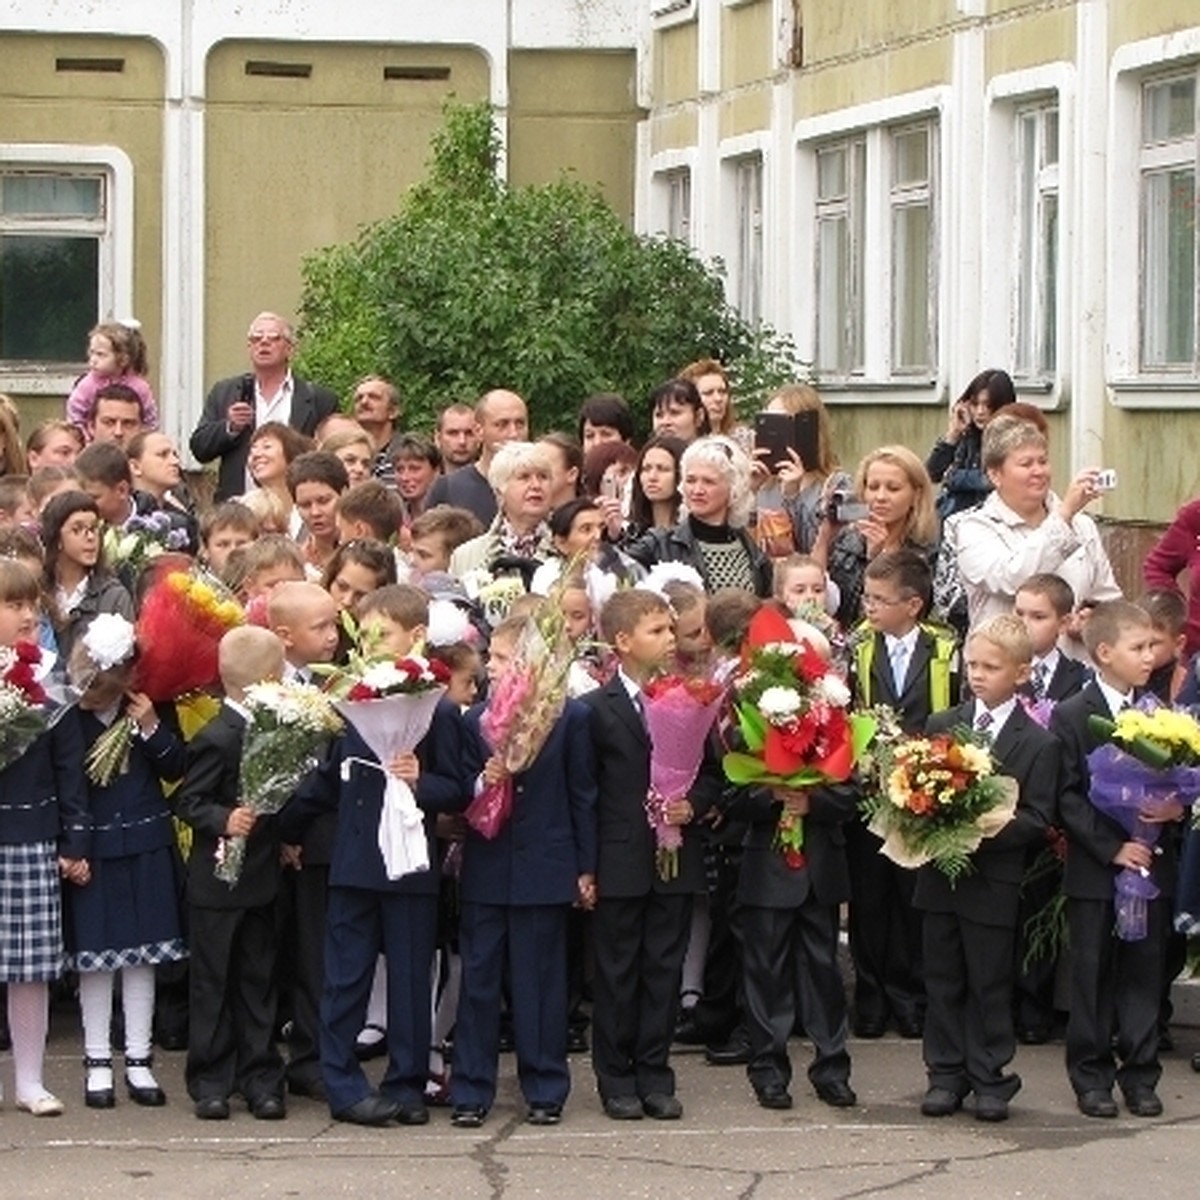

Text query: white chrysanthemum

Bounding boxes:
[361,661,405,692]
[815,673,851,708]
[427,599,472,647]
[81,612,137,670]
[758,686,803,721]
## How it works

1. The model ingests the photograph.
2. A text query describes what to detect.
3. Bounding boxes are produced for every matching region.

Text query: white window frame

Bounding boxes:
[0,144,133,394]
[648,152,697,245]
[813,134,865,377]
[795,89,945,400]
[888,120,937,377]
[1108,28,1200,408]
[730,152,764,324]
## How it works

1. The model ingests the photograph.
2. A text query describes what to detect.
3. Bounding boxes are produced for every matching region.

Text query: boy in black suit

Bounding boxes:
[583,589,719,1121]
[847,549,958,1038]
[916,615,1058,1123]
[175,626,288,1121]
[1014,574,1089,702]
[1050,600,1182,1119]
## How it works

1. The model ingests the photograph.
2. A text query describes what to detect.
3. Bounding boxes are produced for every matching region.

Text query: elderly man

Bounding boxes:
[427,389,528,527]
[190,312,338,501]
[351,375,404,487]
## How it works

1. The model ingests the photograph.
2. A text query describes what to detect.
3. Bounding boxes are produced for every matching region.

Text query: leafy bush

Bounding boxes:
[296,101,801,436]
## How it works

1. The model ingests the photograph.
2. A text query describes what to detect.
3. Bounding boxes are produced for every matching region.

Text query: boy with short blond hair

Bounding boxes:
[916,615,1058,1122]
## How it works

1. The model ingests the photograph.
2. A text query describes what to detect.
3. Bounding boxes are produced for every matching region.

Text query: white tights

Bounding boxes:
[8,981,50,1103]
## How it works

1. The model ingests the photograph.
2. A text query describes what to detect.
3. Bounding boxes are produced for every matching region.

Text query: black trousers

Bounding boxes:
[1066,896,1166,1096]
[285,864,329,1089]
[690,843,744,1044]
[741,900,849,1092]
[186,902,284,1103]
[1012,850,1063,1034]
[591,891,692,1101]
[846,819,924,1026]
[922,911,1020,1099]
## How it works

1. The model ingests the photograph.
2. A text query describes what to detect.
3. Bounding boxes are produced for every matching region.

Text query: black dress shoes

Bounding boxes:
[921,1087,963,1117]
[334,1094,400,1126]
[815,1081,857,1108]
[1076,1089,1118,1118]
[526,1103,563,1125]
[195,1096,231,1120]
[451,1105,487,1128]
[250,1095,286,1120]
[642,1092,683,1119]
[894,1015,924,1039]
[1123,1086,1163,1117]
[853,1017,886,1039]
[287,1076,328,1102]
[754,1083,793,1110]
[704,1036,752,1066]
[394,1100,430,1125]
[125,1057,166,1107]
[974,1094,1009,1122]
[603,1095,644,1120]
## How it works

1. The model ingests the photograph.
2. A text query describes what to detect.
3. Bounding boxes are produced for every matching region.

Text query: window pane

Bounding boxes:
[1143,78,1196,143]
[816,214,848,373]
[892,203,931,371]
[0,235,98,361]
[1041,192,1058,372]
[735,159,763,324]
[1043,109,1059,167]
[1141,168,1197,367]
[892,127,928,186]
[1015,118,1037,375]
[1,175,101,217]
[666,170,691,242]
[817,146,845,200]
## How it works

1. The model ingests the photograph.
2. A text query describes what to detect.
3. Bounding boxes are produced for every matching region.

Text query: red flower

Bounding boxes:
[14,641,41,665]
[783,847,807,871]
[779,711,819,758]
[347,682,376,701]
[793,641,828,684]
[427,658,452,684]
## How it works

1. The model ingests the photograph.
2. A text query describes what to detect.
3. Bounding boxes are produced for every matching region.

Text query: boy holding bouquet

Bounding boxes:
[916,615,1059,1122]
[1051,600,1182,1119]
[583,589,721,1120]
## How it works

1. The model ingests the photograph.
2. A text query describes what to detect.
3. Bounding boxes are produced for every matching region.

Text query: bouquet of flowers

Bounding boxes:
[76,613,141,787]
[320,633,450,879]
[458,564,528,628]
[0,642,50,771]
[643,673,725,880]
[464,574,579,839]
[215,680,343,886]
[1085,699,1200,939]
[859,726,1018,883]
[723,606,874,870]
[103,510,190,577]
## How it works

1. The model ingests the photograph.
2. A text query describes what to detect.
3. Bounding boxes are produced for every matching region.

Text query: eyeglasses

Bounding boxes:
[64,523,100,538]
[861,593,909,610]
[247,333,286,345]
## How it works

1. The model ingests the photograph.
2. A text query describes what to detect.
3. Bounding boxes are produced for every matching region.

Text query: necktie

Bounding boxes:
[1031,662,1048,699]
[975,710,994,733]
[632,692,649,733]
[890,640,909,694]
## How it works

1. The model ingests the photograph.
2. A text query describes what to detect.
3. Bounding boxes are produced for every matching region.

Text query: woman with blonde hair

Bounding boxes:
[0,395,27,475]
[819,445,938,627]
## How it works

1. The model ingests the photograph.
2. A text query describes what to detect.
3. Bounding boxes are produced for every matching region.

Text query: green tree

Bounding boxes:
[295,101,801,436]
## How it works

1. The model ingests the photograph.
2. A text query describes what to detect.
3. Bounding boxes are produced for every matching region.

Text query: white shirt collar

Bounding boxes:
[885,628,920,656]
[1032,648,1061,678]
[1095,676,1134,719]
[618,668,643,704]
[973,695,1018,736]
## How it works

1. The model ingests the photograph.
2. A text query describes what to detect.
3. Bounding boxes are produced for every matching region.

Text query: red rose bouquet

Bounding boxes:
[0,641,50,771]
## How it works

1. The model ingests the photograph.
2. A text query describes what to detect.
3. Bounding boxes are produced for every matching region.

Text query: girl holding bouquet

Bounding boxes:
[0,560,90,1115]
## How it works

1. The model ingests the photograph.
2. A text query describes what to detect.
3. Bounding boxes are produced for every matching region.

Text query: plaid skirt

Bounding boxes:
[0,841,64,983]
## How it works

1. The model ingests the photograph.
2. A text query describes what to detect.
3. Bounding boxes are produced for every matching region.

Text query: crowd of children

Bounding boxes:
[0,361,1198,1135]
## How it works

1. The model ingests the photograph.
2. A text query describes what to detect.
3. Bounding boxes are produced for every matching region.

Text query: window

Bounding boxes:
[733,155,763,324]
[815,137,864,374]
[812,118,937,381]
[1014,104,1059,380]
[1139,74,1198,372]
[0,169,109,364]
[663,168,692,243]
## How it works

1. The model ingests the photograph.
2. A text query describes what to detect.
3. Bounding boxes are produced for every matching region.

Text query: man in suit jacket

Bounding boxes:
[915,625,1058,1122]
[189,312,338,501]
[739,781,857,1110]
[174,628,289,1120]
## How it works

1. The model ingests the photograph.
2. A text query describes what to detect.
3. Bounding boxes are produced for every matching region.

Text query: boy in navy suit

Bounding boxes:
[1014,574,1089,703]
[449,614,597,1128]
[1051,600,1182,1118]
[916,615,1058,1122]
[583,589,720,1120]
[847,549,958,1038]
[175,626,288,1121]
[280,585,467,1127]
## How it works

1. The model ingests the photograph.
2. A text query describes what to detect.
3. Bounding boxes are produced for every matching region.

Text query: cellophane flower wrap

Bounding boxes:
[723,606,874,871]
[465,568,580,839]
[1085,699,1200,940]
[643,674,725,881]
[215,681,343,886]
[320,643,451,880]
[0,642,50,771]
[859,724,1018,883]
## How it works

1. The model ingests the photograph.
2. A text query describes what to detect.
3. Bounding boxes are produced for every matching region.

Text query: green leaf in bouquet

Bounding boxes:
[850,713,878,759]
[737,702,766,753]
[723,750,768,785]
[1087,712,1173,770]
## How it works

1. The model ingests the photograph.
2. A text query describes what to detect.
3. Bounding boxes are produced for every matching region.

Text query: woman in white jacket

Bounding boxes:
[954,413,1121,629]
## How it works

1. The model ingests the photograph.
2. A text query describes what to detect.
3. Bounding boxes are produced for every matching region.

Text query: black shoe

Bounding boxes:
[754,1083,793,1110]
[451,1105,487,1128]
[975,1095,1009,1123]
[1158,1029,1174,1054]
[704,1038,751,1067]
[674,1014,706,1047]
[527,1103,563,1125]
[815,1081,857,1108]
[1017,1026,1051,1046]
[124,1057,166,1107]
[642,1092,683,1120]
[1076,1089,1118,1118]
[1123,1086,1163,1118]
[250,1095,286,1120]
[603,1095,644,1121]
[195,1097,230,1120]
[84,1057,115,1110]
[394,1100,430,1125]
[1192,1051,1200,1074]
[894,1016,924,1040]
[354,1024,387,1062]
[921,1086,963,1117]
[853,1018,886,1039]
[287,1076,327,1102]
[566,1028,589,1054]
[334,1094,400,1126]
